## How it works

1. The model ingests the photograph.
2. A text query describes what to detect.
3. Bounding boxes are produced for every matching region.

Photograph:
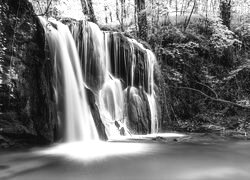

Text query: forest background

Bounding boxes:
[30,0,250,136]
[3,0,250,139]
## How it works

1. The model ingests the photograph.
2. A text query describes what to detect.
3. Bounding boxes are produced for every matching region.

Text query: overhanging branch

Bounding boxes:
[169,86,250,109]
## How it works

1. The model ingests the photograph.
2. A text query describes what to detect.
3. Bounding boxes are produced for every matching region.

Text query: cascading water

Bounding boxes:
[70,24,127,137]
[39,17,99,142]
[69,20,159,136]
[99,77,126,137]
[99,32,128,137]
[127,39,136,87]
[125,40,158,133]
[146,50,158,133]
[40,16,159,140]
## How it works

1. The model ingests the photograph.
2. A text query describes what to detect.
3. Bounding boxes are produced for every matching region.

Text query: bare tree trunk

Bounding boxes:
[104,5,108,24]
[80,0,97,23]
[175,0,178,25]
[80,0,89,15]
[205,0,209,32]
[134,0,138,32]
[184,0,196,31]
[116,0,121,25]
[220,0,231,29]
[109,9,113,22]
[120,0,125,31]
[180,0,185,15]
[135,0,148,41]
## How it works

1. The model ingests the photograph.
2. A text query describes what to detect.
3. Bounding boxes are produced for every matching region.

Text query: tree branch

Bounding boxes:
[184,0,196,31]
[169,86,250,109]
[194,81,218,98]
[36,0,43,14]
[36,0,53,16]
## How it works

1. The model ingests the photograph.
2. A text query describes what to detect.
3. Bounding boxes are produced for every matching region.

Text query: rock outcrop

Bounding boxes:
[0,0,57,147]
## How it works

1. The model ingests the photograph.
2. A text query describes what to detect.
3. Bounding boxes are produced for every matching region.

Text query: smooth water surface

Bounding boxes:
[1,134,250,180]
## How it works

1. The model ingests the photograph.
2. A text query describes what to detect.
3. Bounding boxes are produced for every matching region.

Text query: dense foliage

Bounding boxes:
[149,14,249,135]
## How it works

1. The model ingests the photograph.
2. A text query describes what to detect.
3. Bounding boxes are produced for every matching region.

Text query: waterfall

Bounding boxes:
[70,21,159,136]
[40,16,159,140]
[39,17,99,142]
[146,50,158,133]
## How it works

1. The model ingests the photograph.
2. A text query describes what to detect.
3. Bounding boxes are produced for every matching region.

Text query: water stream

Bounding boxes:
[39,17,99,142]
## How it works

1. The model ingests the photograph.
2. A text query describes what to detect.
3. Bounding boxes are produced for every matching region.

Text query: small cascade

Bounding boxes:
[71,21,106,92]
[122,38,158,133]
[39,17,99,142]
[71,23,127,137]
[146,50,158,133]
[100,32,128,137]
[127,39,136,87]
[98,77,125,137]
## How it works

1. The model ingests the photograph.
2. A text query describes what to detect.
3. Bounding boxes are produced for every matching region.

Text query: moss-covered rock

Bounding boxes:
[0,0,57,147]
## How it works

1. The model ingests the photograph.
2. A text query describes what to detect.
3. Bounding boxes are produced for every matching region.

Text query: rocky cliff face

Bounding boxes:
[0,0,57,148]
